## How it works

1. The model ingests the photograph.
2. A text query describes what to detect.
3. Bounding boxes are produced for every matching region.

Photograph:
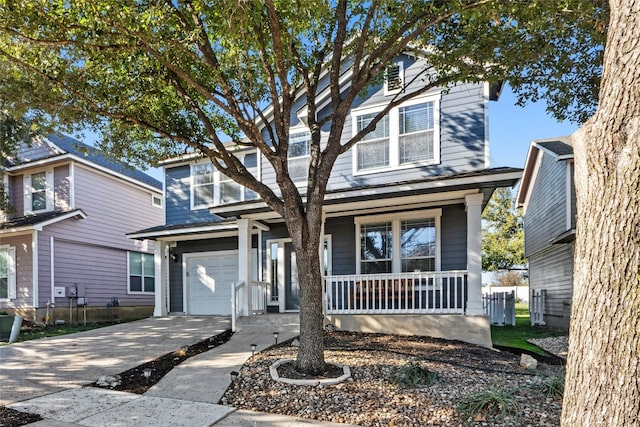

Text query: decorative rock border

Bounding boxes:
[269,359,351,386]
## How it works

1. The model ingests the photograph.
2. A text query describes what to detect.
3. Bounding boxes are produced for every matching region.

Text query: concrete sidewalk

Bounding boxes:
[3,314,356,426]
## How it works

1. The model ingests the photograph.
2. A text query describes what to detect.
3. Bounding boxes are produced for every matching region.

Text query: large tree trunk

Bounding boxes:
[286,209,326,375]
[561,1,640,425]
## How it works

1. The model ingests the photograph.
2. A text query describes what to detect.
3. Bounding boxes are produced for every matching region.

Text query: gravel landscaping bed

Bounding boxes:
[221,331,564,426]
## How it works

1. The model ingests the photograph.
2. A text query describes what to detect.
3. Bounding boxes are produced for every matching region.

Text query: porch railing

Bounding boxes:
[324,271,467,315]
[231,280,269,332]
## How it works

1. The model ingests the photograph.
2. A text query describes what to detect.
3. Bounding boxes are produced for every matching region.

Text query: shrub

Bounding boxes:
[392,361,438,388]
[532,368,565,399]
[457,388,520,421]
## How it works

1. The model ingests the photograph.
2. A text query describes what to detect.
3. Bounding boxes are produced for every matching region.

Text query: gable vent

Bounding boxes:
[384,62,404,95]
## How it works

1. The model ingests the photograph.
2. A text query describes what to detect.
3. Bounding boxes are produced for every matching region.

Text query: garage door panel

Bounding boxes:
[187,252,236,315]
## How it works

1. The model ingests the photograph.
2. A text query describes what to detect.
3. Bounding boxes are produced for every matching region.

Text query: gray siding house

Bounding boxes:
[517,137,575,331]
[130,54,521,347]
[0,135,163,323]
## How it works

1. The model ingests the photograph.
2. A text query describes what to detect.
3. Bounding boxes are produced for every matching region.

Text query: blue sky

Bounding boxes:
[488,85,578,169]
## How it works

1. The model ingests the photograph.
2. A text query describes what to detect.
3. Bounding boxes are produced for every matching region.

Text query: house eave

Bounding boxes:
[128,220,270,241]
[0,209,87,234]
[211,168,522,219]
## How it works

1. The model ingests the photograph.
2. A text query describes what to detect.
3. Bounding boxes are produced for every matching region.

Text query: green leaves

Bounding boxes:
[482,187,525,272]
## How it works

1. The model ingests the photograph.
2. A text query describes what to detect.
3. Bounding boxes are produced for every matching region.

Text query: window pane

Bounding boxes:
[243,152,257,168]
[357,138,390,170]
[289,132,311,158]
[357,114,389,141]
[220,179,242,203]
[400,131,434,163]
[32,192,46,211]
[401,219,435,257]
[0,278,7,299]
[0,249,7,278]
[142,254,155,276]
[399,103,433,134]
[144,277,155,292]
[129,252,142,275]
[129,276,142,292]
[194,165,213,185]
[362,260,392,274]
[194,184,214,206]
[401,218,436,272]
[361,222,392,260]
[402,258,435,272]
[288,157,309,182]
[32,172,47,191]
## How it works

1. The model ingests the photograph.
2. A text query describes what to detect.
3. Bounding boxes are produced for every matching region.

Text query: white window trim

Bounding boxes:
[384,61,404,96]
[0,245,17,301]
[351,94,441,176]
[190,162,215,210]
[354,209,442,274]
[190,150,259,210]
[23,168,54,214]
[127,251,156,294]
[287,127,312,186]
[151,194,163,209]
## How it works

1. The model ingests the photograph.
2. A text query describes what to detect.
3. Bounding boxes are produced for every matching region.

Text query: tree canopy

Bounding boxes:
[0,0,606,374]
[482,187,525,271]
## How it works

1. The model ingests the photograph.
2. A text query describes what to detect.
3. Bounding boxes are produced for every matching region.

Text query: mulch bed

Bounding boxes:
[90,329,233,394]
[0,406,42,427]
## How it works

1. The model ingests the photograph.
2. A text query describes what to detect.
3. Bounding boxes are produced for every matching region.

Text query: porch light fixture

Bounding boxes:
[230,371,239,381]
[142,368,152,384]
[273,332,279,344]
[250,343,257,356]
[169,248,179,263]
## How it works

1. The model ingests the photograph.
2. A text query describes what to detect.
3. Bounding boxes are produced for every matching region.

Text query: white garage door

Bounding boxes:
[186,251,237,315]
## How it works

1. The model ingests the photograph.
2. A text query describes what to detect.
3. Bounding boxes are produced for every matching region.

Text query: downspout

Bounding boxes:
[32,230,39,310]
[51,236,55,309]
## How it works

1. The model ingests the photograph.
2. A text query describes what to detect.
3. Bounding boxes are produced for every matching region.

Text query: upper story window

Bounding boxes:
[0,245,17,300]
[191,151,259,210]
[356,210,441,274]
[288,131,311,183]
[24,169,54,214]
[384,61,404,96]
[352,94,440,174]
[152,195,163,208]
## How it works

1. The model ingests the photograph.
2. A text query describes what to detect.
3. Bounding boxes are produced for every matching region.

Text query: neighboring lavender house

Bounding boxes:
[130,53,521,347]
[0,134,163,323]
[516,137,575,331]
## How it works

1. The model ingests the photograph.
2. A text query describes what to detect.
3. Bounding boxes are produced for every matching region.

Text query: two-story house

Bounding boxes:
[130,54,521,347]
[0,134,163,323]
[517,137,575,331]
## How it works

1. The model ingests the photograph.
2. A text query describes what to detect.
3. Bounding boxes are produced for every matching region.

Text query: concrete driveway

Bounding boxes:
[0,316,230,405]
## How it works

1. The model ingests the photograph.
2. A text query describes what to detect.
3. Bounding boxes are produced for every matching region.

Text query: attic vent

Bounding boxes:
[384,62,404,95]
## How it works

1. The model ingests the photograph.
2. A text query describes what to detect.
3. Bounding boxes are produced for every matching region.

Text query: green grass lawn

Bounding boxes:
[490,303,565,356]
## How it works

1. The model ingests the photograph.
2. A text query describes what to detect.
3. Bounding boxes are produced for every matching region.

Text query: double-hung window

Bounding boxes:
[24,169,54,213]
[191,151,259,209]
[128,251,155,293]
[356,114,390,171]
[288,131,311,183]
[352,95,440,174]
[356,210,440,274]
[192,164,215,208]
[0,246,17,300]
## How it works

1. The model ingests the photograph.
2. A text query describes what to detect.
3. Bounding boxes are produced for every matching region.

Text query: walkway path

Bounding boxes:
[1,315,355,426]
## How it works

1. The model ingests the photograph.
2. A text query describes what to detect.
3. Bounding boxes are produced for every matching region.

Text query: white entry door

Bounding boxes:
[185,251,237,315]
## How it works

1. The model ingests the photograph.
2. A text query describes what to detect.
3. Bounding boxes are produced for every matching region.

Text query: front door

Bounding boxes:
[267,237,331,312]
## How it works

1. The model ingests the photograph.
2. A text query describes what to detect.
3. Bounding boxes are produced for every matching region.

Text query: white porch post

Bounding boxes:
[153,241,168,317]
[465,193,485,315]
[237,218,252,316]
